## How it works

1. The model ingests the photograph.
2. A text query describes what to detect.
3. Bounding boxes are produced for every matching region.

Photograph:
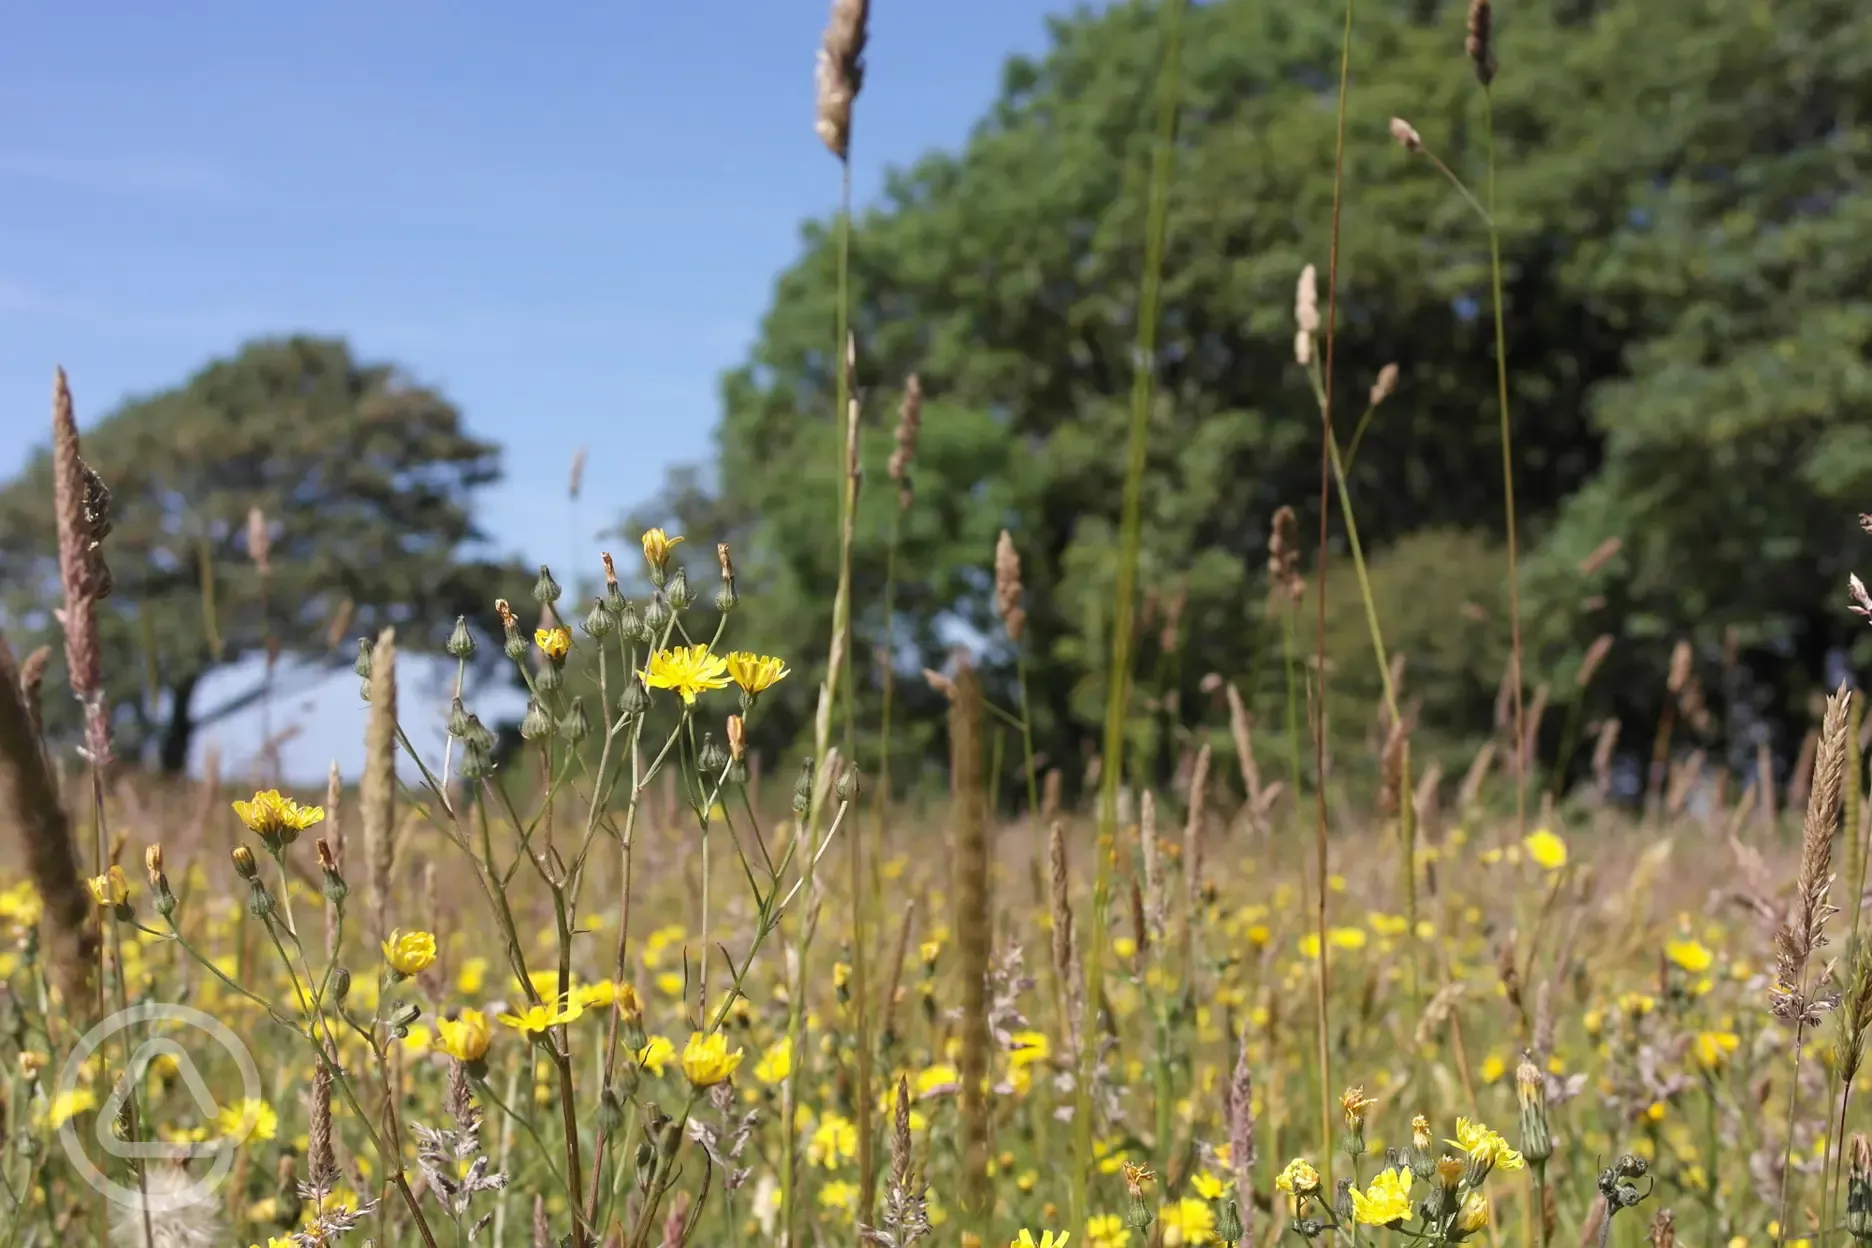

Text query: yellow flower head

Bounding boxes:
[1411,1114,1433,1151]
[1666,938,1714,974]
[1457,1191,1491,1235]
[231,789,325,845]
[1013,1232,1070,1248]
[1447,1118,1524,1172]
[499,997,583,1036]
[639,645,731,705]
[681,1031,745,1087]
[1275,1158,1321,1198]
[1693,1030,1740,1072]
[535,627,572,662]
[437,1009,492,1063]
[86,866,130,908]
[1349,1167,1413,1226]
[381,929,437,977]
[1523,828,1567,871]
[725,651,791,696]
[642,528,684,573]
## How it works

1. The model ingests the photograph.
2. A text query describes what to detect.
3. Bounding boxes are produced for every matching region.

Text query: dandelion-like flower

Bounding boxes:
[231,789,325,850]
[499,997,583,1036]
[1522,828,1567,871]
[681,1031,745,1087]
[639,644,731,705]
[1012,1232,1070,1248]
[1457,1191,1491,1235]
[1349,1167,1413,1226]
[1276,1157,1320,1200]
[437,1009,492,1062]
[85,866,129,908]
[534,627,571,662]
[381,929,437,977]
[725,651,791,697]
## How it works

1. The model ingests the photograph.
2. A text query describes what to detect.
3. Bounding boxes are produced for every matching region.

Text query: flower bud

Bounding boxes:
[698,732,729,776]
[534,658,564,694]
[643,590,673,635]
[598,1086,626,1134]
[445,615,476,660]
[836,765,861,802]
[665,568,692,611]
[317,838,348,905]
[231,845,259,880]
[619,679,651,718]
[1847,1134,1872,1242]
[583,597,614,638]
[353,637,373,679]
[1215,1199,1245,1246]
[458,740,495,781]
[446,697,471,739]
[558,698,590,743]
[532,564,562,605]
[520,697,555,741]
[330,965,353,1004]
[792,756,815,815]
[615,599,645,641]
[503,625,528,662]
[1517,1058,1553,1165]
[246,879,275,919]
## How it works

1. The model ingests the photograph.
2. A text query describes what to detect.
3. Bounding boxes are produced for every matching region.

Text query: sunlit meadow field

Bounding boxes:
[5,0,1871,1246]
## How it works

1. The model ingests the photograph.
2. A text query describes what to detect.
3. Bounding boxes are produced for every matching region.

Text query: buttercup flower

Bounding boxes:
[437,1009,492,1062]
[381,929,437,977]
[726,651,791,696]
[1349,1167,1413,1226]
[535,627,572,662]
[681,1030,745,1087]
[640,645,732,705]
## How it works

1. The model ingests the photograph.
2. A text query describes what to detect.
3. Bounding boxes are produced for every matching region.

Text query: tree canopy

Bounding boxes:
[0,337,516,772]
[640,0,1872,799]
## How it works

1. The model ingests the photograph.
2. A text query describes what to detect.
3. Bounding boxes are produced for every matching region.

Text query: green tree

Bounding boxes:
[0,336,516,772]
[650,0,1872,791]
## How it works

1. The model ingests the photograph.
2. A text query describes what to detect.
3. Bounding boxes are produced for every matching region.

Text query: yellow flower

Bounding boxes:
[642,527,684,572]
[215,1097,278,1143]
[231,789,325,839]
[1275,1158,1321,1197]
[1693,1030,1740,1072]
[1666,938,1714,974]
[755,1037,793,1084]
[1349,1167,1413,1226]
[535,627,572,661]
[1523,828,1567,871]
[639,644,731,705]
[635,1035,675,1076]
[499,997,583,1035]
[437,1009,492,1062]
[1086,1214,1130,1248]
[455,957,487,995]
[809,1111,859,1168]
[1008,1030,1051,1068]
[1191,1172,1227,1200]
[381,929,437,977]
[1457,1192,1491,1234]
[680,1031,745,1087]
[1447,1118,1524,1171]
[1013,1232,1071,1248]
[725,651,791,696]
[86,866,130,907]
[1158,1199,1212,1246]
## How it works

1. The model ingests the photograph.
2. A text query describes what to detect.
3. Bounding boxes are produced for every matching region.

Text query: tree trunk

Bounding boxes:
[158,670,201,775]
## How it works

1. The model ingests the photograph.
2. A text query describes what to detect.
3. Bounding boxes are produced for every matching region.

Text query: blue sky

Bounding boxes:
[0,0,1088,782]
